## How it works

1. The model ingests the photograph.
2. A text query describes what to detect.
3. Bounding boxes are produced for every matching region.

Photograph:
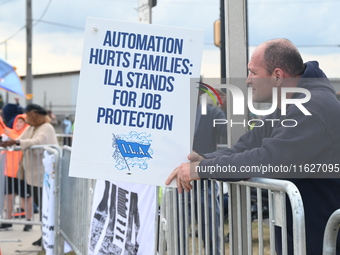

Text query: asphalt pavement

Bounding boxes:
[0,221,42,255]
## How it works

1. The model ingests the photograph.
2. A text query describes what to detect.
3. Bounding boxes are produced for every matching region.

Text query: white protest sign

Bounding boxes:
[69,17,204,186]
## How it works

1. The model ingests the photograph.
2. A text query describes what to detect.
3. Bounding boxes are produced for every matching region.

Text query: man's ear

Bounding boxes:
[273,68,284,86]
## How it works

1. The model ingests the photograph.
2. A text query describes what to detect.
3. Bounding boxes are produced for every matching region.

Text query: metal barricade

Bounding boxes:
[158,178,306,255]
[0,146,33,227]
[0,150,5,220]
[54,146,95,255]
[0,145,60,250]
[323,209,340,255]
[0,146,50,227]
[159,180,224,255]
[50,145,306,255]
[227,178,306,255]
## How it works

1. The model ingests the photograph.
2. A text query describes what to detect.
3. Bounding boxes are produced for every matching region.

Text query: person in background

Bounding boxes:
[0,103,58,246]
[1,103,23,129]
[62,115,72,146]
[0,114,31,231]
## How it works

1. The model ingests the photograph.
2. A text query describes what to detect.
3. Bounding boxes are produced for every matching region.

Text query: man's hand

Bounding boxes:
[165,153,202,193]
[188,151,204,162]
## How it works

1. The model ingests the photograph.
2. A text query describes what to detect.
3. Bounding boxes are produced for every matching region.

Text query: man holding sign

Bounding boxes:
[166,38,340,255]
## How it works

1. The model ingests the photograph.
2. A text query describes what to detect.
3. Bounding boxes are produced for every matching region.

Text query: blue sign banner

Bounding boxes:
[116,139,152,158]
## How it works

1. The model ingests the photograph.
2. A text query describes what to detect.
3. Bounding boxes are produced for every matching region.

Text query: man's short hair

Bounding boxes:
[263,38,304,77]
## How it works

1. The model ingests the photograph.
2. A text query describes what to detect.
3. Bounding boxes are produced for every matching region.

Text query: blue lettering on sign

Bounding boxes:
[102,31,183,55]
[96,107,173,131]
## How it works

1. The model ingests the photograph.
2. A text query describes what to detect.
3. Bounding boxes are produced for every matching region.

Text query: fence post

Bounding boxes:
[44,146,62,255]
[224,0,248,253]
[323,209,340,255]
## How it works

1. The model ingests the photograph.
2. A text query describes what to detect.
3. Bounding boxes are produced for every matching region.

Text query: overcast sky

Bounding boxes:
[0,0,339,78]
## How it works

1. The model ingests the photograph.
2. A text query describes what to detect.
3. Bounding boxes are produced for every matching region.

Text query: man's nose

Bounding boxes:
[246,74,252,86]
